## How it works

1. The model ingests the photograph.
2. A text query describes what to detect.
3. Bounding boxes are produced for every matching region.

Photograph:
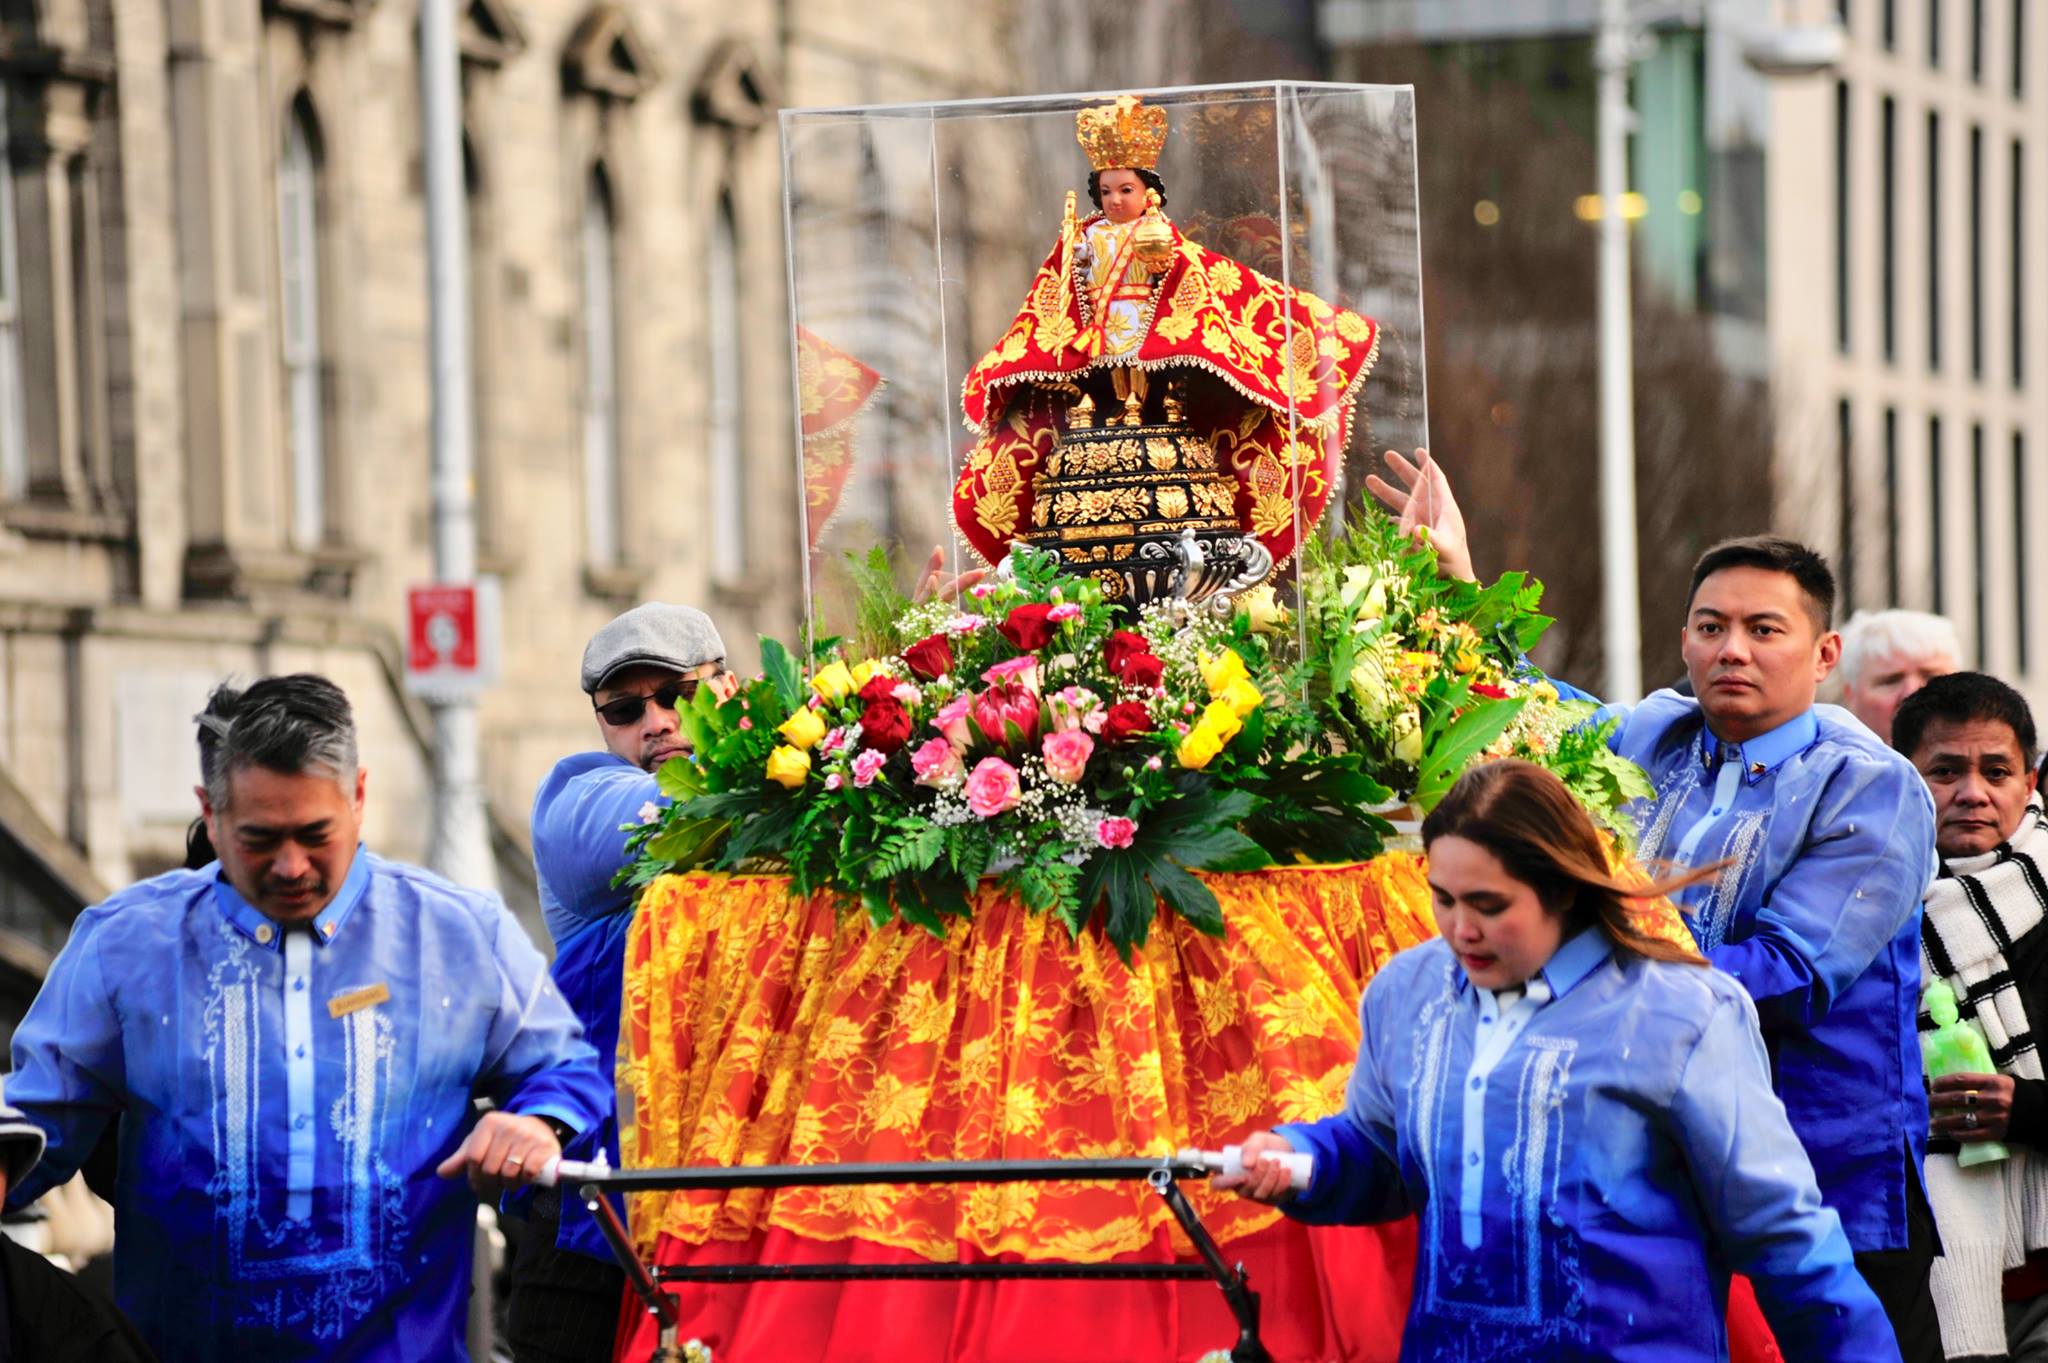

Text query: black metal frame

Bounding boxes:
[575,1155,1271,1363]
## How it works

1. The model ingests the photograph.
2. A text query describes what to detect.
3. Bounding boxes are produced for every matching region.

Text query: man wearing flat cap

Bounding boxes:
[508,603,736,1363]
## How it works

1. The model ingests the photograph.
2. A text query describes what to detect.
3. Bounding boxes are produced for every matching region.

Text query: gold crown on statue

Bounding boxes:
[1076,95,1168,172]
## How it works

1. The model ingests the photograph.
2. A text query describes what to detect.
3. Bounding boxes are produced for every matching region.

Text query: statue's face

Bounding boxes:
[1098,168,1147,224]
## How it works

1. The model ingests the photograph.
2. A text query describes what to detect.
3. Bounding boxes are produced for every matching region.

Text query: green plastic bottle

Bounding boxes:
[1921,980,2010,1168]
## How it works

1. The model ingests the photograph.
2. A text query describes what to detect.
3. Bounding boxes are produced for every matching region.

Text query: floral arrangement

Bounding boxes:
[617,516,1650,958]
[1295,513,1654,833]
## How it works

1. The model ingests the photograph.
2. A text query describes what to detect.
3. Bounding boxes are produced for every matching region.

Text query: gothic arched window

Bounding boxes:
[581,165,621,568]
[277,98,327,549]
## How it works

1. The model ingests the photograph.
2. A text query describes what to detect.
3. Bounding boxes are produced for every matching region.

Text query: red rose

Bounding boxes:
[902,634,954,681]
[858,673,901,704]
[1102,701,1154,745]
[999,603,1057,652]
[1103,630,1154,677]
[1120,652,1165,689]
[859,698,914,754]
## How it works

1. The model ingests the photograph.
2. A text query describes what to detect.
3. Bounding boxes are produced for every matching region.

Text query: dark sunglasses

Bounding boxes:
[593,678,702,728]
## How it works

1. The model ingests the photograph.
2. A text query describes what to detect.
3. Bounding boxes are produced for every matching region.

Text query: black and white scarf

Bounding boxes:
[1918,799,2048,1358]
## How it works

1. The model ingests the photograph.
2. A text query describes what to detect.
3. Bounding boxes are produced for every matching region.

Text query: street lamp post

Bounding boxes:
[1595,0,1644,704]
[420,0,496,893]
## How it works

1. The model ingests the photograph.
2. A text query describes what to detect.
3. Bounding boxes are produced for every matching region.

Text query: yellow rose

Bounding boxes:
[810,660,856,701]
[1177,725,1225,770]
[1198,700,1243,745]
[777,706,827,750]
[1533,681,1560,703]
[1220,677,1265,718]
[1238,585,1287,635]
[1200,649,1250,699]
[850,659,885,690]
[765,745,811,788]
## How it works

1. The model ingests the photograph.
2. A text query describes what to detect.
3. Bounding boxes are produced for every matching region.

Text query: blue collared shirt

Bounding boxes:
[530,749,657,1258]
[3,851,611,1362]
[1278,932,1899,1363]
[1613,691,1936,1252]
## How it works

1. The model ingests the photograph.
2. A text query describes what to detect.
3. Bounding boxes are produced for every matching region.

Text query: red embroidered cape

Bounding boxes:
[953,217,1378,568]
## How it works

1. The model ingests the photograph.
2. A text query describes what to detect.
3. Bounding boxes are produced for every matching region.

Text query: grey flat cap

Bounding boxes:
[581,602,727,693]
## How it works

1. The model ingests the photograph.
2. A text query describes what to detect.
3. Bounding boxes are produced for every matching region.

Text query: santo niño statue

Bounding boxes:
[951,94,1378,604]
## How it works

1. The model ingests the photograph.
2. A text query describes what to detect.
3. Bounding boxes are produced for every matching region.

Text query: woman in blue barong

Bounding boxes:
[1222,759,1901,1362]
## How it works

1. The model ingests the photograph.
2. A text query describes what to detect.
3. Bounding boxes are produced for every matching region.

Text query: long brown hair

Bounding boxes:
[1421,759,1713,967]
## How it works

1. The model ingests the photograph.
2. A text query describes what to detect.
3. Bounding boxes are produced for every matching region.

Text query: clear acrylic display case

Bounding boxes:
[781,81,1428,654]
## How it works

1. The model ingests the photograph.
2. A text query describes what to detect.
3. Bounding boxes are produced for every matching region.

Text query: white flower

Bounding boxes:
[637,801,662,825]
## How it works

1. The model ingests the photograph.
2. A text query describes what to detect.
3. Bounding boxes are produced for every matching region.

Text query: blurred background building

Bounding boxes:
[1325,0,2045,699]
[0,0,2038,1036]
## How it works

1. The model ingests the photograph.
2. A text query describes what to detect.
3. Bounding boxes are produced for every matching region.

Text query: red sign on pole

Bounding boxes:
[406,582,496,693]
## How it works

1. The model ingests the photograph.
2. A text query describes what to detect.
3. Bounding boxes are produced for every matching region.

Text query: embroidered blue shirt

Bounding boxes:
[3,851,611,1363]
[1278,932,1899,1363]
[530,749,657,1259]
[1613,691,1937,1252]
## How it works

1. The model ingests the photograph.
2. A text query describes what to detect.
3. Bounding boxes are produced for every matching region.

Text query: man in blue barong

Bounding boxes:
[3,672,611,1361]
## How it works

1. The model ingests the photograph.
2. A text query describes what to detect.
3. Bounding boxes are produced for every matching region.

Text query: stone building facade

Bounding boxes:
[0,0,1032,1010]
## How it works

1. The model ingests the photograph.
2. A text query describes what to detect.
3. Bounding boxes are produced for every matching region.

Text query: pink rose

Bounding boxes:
[911,737,964,789]
[933,694,973,749]
[982,655,1042,693]
[965,757,1022,818]
[1041,730,1094,784]
[1048,685,1102,733]
[851,748,887,788]
[892,682,922,706]
[971,681,1042,751]
[1047,602,1083,623]
[1095,817,1137,850]
[824,773,844,792]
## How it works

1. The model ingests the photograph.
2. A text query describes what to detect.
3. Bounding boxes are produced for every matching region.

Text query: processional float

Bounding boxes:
[574,83,1640,1363]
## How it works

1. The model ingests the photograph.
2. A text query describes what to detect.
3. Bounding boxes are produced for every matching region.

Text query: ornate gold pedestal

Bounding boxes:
[1024,408,1271,610]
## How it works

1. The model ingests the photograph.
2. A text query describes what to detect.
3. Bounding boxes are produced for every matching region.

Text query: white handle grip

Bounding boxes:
[532,1155,607,1189]
[1180,1145,1313,1191]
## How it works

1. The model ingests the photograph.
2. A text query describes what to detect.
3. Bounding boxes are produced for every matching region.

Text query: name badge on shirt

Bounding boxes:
[327,983,390,1019]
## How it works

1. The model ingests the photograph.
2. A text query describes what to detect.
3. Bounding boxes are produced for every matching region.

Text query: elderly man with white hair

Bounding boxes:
[1838,608,1961,744]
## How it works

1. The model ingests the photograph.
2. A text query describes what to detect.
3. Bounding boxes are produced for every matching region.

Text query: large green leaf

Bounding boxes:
[1148,859,1225,937]
[1412,696,1527,811]
[655,753,709,801]
[759,636,805,712]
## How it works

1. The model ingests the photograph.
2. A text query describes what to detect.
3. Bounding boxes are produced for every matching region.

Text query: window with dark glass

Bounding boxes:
[1840,399,1857,611]
[1885,407,1901,603]
[2014,0,2027,96]
[1973,422,1987,665]
[1837,81,1853,354]
[2015,431,2030,671]
[1881,95,1897,361]
[1932,414,1947,613]
[1970,123,1984,379]
[1928,111,1943,370]
[2013,137,2026,388]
